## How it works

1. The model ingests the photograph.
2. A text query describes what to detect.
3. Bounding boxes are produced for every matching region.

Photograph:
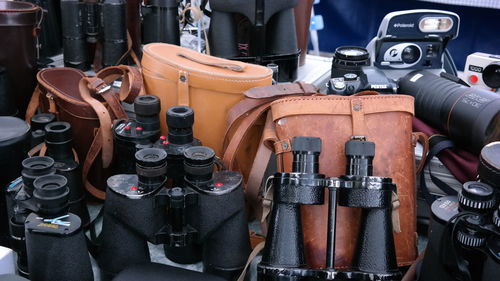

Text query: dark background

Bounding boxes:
[313,0,500,70]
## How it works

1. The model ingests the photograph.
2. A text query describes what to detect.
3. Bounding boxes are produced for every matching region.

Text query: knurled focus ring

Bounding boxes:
[458,190,496,210]
[456,230,486,247]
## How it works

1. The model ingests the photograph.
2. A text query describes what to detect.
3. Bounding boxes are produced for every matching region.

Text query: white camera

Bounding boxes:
[463,52,500,92]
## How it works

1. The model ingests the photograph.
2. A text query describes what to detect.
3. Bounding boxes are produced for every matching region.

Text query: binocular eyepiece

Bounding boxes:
[33,174,70,217]
[183,146,215,183]
[135,148,168,189]
[21,157,56,195]
[134,95,161,132]
[167,106,195,145]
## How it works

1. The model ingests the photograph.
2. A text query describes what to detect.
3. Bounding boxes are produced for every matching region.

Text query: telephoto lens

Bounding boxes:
[337,139,401,280]
[25,174,93,281]
[60,0,89,70]
[330,46,370,78]
[258,137,325,281]
[182,146,251,280]
[6,156,55,278]
[114,95,162,174]
[101,0,127,66]
[0,66,17,116]
[156,106,201,187]
[29,113,55,148]
[142,0,181,45]
[419,180,496,281]
[0,117,30,246]
[398,70,500,152]
[99,148,168,280]
[44,122,90,227]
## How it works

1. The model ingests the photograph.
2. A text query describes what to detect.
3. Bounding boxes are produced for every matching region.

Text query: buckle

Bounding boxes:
[95,83,111,94]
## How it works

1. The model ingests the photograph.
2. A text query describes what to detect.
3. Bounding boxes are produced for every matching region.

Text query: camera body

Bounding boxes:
[464,52,500,91]
[327,67,397,95]
[99,147,250,281]
[366,10,459,80]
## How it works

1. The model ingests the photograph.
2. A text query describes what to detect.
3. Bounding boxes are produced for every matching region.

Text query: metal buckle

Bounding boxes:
[95,83,111,94]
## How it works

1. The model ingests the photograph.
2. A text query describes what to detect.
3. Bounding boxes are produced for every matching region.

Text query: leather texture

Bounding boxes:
[267,94,418,269]
[0,1,40,117]
[26,65,143,199]
[141,43,273,156]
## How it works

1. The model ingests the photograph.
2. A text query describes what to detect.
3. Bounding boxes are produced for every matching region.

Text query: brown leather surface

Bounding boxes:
[142,43,273,156]
[293,0,314,66]
[0,1,40,117]
[269,95,418,269]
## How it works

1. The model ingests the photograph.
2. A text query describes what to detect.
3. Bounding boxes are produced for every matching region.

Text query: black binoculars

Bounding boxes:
[258,136,401,281]
[113,95,162,174]
[208,0,300,82]
[29,113,56,148]
[99,146,250,281]
[419,142,500,281]
[60,0,127,70]
[142,0,181,45]
[24,174,93,281]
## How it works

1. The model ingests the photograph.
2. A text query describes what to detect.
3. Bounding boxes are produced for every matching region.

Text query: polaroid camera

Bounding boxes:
[464,52,500,92]
[366,10,460,80]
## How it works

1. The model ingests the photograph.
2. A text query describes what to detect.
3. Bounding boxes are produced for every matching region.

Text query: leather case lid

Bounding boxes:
[0,1,39,26]
[142,43,273,93]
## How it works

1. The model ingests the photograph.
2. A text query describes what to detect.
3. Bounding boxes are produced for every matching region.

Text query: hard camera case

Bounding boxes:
[141,43,273,156]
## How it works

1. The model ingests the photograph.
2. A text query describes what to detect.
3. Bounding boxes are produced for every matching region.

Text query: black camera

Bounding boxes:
[258,136,400,281]
[60,0,127,70]
[208,0,300,82]
[99,146,250,280]
[141,0,181,45]
[398,70,500,153]
[367,10,459,76]
[113,95,162,174]
[419,141,499,281]
[326,46,397,95]
[155,105,201,187]
[25,174,93,281]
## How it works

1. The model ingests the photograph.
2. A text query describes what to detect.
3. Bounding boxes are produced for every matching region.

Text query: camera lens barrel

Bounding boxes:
[478,142,500,189]
[167,106,195,145]
[331,46,370,78]
[183,146,215,182]
[135,148,167,188]
[399,70,500,152]
[33,174,70,217]
[134,95,161,131]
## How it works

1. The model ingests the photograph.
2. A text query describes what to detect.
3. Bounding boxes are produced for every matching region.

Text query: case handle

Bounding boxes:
[177,53,245,72]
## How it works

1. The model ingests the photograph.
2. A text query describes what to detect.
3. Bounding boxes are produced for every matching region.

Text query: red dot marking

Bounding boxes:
[136,127,143,131]
[215,183,223,187]
[130,186,138,191]
[160,136,167,140]
[469,75,478,84]
[124,125,131,130]
[162,141,170,145]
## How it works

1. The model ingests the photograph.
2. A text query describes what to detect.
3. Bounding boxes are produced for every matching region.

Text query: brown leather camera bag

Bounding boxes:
[223,88,427,269]
[25,65,143,199]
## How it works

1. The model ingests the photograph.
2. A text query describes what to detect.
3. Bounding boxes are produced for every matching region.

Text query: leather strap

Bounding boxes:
[177,70,190,106]
[83,128,107,199]
[79,77,114,168]
[413,132,429,174]
[236,241,265,281]
[25,86,41,122]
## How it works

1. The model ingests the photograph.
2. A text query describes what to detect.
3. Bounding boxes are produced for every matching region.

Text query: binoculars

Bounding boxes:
[99,146,250,280]
[60,0,127,70]
[258,136,401,280]
[29,113,56,148]
[142,0,181,45]
[419,142,500,281]
[208,0,300,82]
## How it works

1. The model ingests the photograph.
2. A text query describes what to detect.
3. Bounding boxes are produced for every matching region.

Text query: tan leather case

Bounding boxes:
[141,43,273,156]
[268,94,418,269]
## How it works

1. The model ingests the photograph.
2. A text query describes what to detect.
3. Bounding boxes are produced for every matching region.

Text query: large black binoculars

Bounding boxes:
[208,0,300,82]
[141,0,181,45]
[99,146,250,280]
[60,0,128,70]
[419,142,500,281]
[258,136,401,281]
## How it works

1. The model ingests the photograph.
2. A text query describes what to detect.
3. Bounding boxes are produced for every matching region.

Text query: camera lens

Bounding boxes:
[458,181,495,212]
[483,62,500,89]
[33,174,70,216]
[45,122,72,143]
[401,45,421,64]
[30,113,55,131]
[399,70,500,152]
[331,46,370,78]
[184,146,215,182]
